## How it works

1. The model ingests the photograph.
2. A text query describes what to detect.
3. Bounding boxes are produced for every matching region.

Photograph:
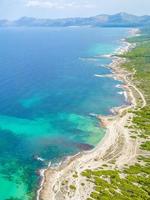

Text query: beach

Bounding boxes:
[38,28,146,200]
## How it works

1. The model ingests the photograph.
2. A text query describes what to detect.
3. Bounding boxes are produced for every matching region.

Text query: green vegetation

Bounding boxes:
[123,30,150,105]
[70,184,76,190]
[81,29,150,200]
[82,167,150,200]
[124,30,150,152]
[73,171,78,178]
[132,107,150,139]
[141,141,150,151]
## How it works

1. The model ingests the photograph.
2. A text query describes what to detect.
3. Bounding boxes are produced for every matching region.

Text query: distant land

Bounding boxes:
[0,12,150,27]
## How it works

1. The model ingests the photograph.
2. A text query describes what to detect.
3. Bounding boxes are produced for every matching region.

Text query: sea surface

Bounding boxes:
[0,27,129,200]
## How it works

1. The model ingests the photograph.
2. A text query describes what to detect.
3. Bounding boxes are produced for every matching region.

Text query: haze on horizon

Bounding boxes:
[0,0,150,20]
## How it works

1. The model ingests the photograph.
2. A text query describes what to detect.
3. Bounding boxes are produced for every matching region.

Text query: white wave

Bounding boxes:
[100,54,112,58]
[94,74,113,78]
[48,161,51,167]
[123,91,128,101]
[36,169,46,200]
[89,113,98,117]
[118,91,128,101]
[36,156,45,162]
[115,84,121,88]
[79,57,100,62]
[118,91,124,95]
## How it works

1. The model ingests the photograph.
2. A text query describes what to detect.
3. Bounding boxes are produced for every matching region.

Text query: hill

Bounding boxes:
[0,13,150,27]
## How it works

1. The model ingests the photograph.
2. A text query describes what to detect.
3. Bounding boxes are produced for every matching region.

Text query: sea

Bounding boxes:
[0,27,130,200]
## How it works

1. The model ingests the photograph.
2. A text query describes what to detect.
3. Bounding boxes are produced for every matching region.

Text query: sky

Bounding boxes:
[0,0,150,20]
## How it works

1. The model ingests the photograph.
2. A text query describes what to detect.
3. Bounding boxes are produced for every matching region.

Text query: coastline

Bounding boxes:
[37,28,143,200]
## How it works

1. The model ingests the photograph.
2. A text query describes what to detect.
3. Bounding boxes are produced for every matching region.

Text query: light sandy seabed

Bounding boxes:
[38,29,146,200]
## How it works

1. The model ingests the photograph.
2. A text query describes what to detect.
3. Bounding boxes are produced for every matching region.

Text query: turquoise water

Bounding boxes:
[0,27,129,199]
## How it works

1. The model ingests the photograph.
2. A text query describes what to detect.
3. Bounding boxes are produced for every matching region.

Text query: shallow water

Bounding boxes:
[0,27,129,199]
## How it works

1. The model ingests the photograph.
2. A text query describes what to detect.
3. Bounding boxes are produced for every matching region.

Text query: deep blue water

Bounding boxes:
[0,27,129,199]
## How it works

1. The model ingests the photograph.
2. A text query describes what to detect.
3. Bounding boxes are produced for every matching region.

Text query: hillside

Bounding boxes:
[0,13,150,27]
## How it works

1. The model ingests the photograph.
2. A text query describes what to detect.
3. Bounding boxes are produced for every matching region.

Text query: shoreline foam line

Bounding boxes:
[37,28,140,200]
